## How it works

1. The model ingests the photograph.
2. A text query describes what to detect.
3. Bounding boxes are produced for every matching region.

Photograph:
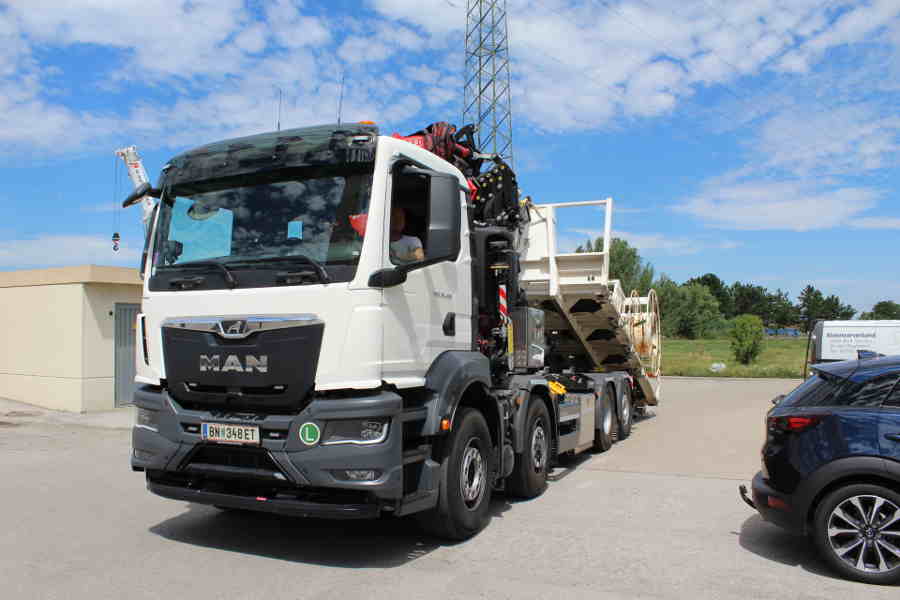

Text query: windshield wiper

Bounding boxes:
[226,255,331,284]
[158,260,238,289]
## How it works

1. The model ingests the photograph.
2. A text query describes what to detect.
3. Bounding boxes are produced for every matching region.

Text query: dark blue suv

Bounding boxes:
[741,355,900,585]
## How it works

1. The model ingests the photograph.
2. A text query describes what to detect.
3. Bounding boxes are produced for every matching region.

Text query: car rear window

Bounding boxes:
[779,374,844,407]
[782,372,900,408]
[883,379,900,407]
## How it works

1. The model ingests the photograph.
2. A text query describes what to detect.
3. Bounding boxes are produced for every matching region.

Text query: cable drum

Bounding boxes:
[622,289,661,379]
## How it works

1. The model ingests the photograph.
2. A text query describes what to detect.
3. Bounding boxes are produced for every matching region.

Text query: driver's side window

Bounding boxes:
[389,172,428,266]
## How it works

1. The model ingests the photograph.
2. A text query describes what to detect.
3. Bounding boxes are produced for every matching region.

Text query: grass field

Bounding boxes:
[662,337,808,379]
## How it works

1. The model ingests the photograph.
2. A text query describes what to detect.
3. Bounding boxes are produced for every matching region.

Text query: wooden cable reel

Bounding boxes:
[623,289,661,378]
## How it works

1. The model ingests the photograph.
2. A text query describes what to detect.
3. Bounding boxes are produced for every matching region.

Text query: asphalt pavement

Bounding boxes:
[1,378,897,599]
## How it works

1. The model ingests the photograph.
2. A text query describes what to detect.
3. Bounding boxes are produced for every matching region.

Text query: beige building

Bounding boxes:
[0,265,142,413]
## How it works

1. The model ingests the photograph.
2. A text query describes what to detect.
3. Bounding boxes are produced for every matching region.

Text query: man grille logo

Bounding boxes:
[199,354,268,373]
[221,320,246,335]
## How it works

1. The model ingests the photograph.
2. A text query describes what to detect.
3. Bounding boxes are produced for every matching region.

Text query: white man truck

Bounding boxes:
[128,123,661,539]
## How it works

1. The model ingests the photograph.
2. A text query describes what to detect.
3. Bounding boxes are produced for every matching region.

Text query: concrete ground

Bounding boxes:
[1,378,897,599]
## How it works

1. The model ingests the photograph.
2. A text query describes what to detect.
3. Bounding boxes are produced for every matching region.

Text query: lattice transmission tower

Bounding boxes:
[463,0,514,165]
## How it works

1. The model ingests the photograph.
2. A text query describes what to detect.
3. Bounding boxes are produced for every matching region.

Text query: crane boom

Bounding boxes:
[115,145,155,232]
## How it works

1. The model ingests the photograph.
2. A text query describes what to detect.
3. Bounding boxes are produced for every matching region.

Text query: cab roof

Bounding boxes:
[160,123,378,190]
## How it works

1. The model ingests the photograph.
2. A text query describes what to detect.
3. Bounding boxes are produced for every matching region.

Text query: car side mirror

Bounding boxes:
[424,172,461,262]
[771,394,785,406]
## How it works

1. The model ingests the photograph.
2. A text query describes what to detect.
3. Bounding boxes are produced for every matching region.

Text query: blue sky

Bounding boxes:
[1,0,898,312]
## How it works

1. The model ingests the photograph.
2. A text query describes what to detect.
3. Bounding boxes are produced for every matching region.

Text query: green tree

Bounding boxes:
[730,314,765,364]
[731,282,770,322]
[798,285,856,331]
[652,274,682,337]
[686,273,734,318]
[767,289,799,329]
[822,294,856,321]
[659,282,720,339]
[798,285,825,332]
[576,237,654,295]
[860,300,900,320]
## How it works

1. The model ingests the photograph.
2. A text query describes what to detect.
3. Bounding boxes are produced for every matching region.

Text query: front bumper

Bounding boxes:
[131,387,439,518]
[148,480,379,519]
[743,471,805,535]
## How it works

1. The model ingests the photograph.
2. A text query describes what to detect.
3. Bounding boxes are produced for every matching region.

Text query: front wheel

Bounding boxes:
[812,483,900,585]
[507,399,550,498]
[416,407,494,540]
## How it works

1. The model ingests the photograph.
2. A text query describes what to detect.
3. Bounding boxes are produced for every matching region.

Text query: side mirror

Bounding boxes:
[368,267,407,288]
[424,173,461,262]
[771,394,785,406]
[122,182,161,207]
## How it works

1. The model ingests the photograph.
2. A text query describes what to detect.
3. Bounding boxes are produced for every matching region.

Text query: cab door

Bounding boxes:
[380,164,470,386]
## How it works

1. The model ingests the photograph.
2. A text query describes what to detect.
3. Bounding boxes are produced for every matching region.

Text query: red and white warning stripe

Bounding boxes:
[498,284,508,324]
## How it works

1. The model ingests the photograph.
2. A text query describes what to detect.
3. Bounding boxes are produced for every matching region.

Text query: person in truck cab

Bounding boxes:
[389,205,424,265]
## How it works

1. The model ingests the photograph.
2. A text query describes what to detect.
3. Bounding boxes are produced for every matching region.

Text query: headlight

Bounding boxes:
[322,419,389,445]
[135,407,159,432]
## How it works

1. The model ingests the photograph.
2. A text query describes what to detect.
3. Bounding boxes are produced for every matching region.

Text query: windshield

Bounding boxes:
[150,169,373,290]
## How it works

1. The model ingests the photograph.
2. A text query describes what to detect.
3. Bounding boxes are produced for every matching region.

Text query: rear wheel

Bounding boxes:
[812,483,900,585]
[416,407,493,540]
[593,386,614,452]
[507,399,551,498]
[616,384,633,440]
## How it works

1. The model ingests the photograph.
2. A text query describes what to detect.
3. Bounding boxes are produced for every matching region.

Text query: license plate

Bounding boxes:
[201,423,260,445]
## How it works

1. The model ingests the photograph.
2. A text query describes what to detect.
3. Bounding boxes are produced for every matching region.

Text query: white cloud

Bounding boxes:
[850,217,900,230]
[0,234,140,269]
[0,0,896,161]
[756,105,900,176]
[676,181,880,231]
[776,0,900,73]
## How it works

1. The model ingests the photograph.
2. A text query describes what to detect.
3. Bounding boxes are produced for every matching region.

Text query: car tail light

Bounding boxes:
[767,415,821,433]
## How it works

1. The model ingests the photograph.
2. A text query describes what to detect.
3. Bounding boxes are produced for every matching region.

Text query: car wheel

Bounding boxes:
[593,386,614,452]
[616,383,633,441]
[812,483,900,585]
[416,407,493,540]
[507,399,551,498]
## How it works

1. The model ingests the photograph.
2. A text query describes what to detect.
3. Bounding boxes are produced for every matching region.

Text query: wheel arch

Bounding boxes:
[801,458,900,534]
[423,351,491,433]
[512,385,557,454]
[455,381,501,449]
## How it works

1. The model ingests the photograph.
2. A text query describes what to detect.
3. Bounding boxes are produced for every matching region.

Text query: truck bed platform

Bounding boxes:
[519,199,661,406]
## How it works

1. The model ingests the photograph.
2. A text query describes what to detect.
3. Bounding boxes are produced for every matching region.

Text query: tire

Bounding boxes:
[616,383,633,440]
[416,407,494,540]
[592,386,614,452]
[507,399,551,499]
[812,483,900,585]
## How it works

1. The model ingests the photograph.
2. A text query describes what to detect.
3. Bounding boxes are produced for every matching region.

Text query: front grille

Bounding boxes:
[184,444,279,471]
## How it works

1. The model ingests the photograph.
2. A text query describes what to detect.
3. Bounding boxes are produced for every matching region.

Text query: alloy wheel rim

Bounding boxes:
[827,494,900,574]
[531,423,547,473]
[621,392,630,425]
[459,438,486,510]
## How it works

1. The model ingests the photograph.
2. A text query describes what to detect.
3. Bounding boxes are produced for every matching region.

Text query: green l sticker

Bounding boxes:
[299,422,320,446]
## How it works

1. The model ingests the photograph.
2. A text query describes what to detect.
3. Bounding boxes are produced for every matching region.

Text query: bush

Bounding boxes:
[730,314,764,364]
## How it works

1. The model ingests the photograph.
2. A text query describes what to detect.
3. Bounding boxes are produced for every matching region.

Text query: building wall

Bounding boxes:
[81,283,142,411]
[0,283,85,411]
[0,275,142,413]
